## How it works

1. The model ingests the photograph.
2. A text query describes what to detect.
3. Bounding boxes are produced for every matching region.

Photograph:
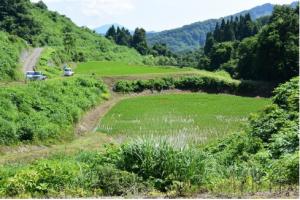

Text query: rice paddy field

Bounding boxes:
[75,61,195,76]
[98,93,270,146]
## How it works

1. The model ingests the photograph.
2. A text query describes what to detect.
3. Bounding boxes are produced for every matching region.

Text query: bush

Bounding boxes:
[0,77,109,145]
[0,31,26,80]
[0,118,17,145]
[117,140,204,191]
[272,77,299,112]
[3,160,81,198]
[268,152,299,186]
[114,76,274,97]
[90,165,146,196]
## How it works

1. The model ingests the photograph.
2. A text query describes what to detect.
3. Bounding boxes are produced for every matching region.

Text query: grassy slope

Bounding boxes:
[0,31,26,81]
[0,132,112,165]
[1,4,145,81]
[98,93,270,146]
[75,61,195,76]
[31,7,143,63]
[0,77,108,145]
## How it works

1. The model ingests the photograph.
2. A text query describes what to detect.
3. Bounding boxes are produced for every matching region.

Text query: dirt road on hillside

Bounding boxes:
[75,89,193,136]
[21,48,44,73]
[0,90,192,164]
[75,94,123,135]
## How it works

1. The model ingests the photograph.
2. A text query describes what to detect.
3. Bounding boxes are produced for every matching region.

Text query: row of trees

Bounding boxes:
[237,5,299,81]
[105,25,175,58]
[106,26,148,55]
[204,14,258,56]
[200,6,299,82]
[214,14,258,43]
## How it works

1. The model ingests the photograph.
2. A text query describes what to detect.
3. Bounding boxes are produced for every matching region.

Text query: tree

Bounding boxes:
[151,43,172,57]
[209,42,233,71]
[213,23,221,42]
[197,56,211,70]
[0,0,41,43]
[204,32,214,55]
[105,25,117,41]
[236,36,258,79]
[132,28,148,55]
[255,6,299,81]
[35,1,48,10]
[63,26,76,57]
[224,21,235,41]
[115,27,132,46]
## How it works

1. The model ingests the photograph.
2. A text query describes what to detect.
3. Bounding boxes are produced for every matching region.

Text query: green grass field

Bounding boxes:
[98,93,270,146]
[75,61,194,76]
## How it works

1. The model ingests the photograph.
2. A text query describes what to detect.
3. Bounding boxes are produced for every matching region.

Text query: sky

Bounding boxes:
[31,0,296,31]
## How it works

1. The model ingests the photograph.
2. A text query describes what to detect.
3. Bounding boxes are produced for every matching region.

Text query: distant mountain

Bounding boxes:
[94,23,132,35]
[147,1,298,52]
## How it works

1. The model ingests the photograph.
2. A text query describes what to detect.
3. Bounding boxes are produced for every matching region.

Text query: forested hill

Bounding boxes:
[147,1,298,52]
[0,0,143,80]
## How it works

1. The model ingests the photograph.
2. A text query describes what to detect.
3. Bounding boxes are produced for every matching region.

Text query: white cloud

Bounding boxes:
[31,0,135,17]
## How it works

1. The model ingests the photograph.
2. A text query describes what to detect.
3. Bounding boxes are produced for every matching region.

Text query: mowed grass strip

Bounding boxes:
[75,61,194,76]
[98,93,270,146]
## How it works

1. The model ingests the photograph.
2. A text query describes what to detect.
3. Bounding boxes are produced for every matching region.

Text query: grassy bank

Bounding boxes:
[0,77,109,145]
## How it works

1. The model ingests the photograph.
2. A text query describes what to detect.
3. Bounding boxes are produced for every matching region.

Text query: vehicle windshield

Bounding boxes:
[26,72,35,75]
[65,69,72,72]
[34,72,42,75]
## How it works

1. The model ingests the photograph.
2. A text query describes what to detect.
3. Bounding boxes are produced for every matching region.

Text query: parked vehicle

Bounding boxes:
[64,68,74,76]
[25,71,47,80]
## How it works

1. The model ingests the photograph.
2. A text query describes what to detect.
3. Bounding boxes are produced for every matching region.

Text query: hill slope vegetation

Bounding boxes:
[0,0,143,80]
[147,2,298,52]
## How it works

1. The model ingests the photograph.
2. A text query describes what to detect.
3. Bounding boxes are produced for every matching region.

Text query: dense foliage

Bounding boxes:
[211,14,258,43]
[114,76,274,97]
[106,26,132,47]
[0,31,26,80]
[147,3,283,52]
[0,76,298,197]
[105,25,176,63]
[0,77,108,145]
[204,76,299,193]
[199,5,299,83]
[0,0,41,43]
[203,14,258,59]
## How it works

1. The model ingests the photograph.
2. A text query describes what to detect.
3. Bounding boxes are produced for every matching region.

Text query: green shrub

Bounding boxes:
[0,117,17,145]
[0,31,26,80]
[0,77,109,145]
[202,77,299,194]
[272,77,299,112]
[114,76,274,97]
[89,165,146,196]
[117,140,204,191]
[268,152,299,186]
[3,160,81,198]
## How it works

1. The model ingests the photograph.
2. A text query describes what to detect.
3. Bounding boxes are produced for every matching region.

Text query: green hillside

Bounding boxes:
[29,5,143,62]
[147,2,297,52]
[0,0,143,80]
[0,31,26,81]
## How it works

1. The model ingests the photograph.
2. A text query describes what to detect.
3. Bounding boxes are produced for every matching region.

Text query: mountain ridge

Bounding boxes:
[147,1,298,52]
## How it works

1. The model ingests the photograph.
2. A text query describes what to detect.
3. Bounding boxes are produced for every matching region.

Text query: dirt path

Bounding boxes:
[75,88,195,135]
[75,94,123,135]
[21,48,44,73]
[0,90,192,165]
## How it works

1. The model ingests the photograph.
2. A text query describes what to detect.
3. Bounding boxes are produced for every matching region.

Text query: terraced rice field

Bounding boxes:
[75,61,195,76]
[98,93,270,146]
